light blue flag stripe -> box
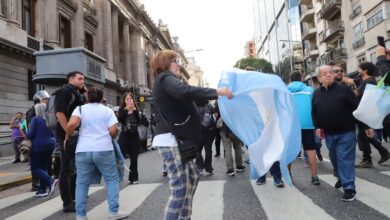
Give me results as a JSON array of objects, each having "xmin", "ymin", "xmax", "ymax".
[{"xmin": 218, "ymin": 68, "xmax": 301, "ymax": 185}]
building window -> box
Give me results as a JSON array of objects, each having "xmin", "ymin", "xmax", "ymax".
[
  {"xmin": 357, "ymin": 54, "xmax": 366, "ymax": 64},
  {"xmin": 84, "ymin": 32, "xmax": 93, "ymax": 51},
  {"xmin": 22, "ymin": 0, "xmax": 35, "ymax": 36},
  {"xmin": 367, "ymin": 9, "xmax": 383, "ymax": 29},
  {"xmin": 370, "ymin": 52, "xmax": 377, "ymax": 64},
  {"xmin": 353, "ymin": 23, "xmax": 363, "ymax": 41},
  {"xmin": 59, "ymin": 15, "xmax": 71, "ymax": 48}
]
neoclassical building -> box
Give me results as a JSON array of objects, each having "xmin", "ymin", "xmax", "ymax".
[{"xmin": 0, "ymin": 0, "xmax": 190, "ymax": 155}]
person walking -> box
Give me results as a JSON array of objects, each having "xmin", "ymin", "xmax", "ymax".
[
  {"xmin": 9, "ymin": 112, "xmax": 24, "ymax": 163},
  {"xmin": 312, "ymin": 65, "xmax": 367, "ymax": 201},
  {"xmin": 288, "ymin": 71, "xmax": 320, "ymax": 185},
  {"xmin": 151, "ymin": 50, "xmax": 232, "ymax": 220},
  {"xmin": 26, "ymin": 103, "xmax": 58, "ymax": 197},
  {"xmin": 65, "ymin": 87, "xmax": 127, "ymax": 220},
  {"xmin": 55, "ymin": 71, "xmax": 86, "ymax": 212},
  {"xmin": 117, "ymin": 92, "xmax": 141, "ymax": 184}
]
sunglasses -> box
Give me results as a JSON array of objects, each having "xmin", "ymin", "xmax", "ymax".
[
  {"xmin": 333, "ymin": 69, "xmax": 344, "ymax": 73},
  {"xmin": 171, "ymin": 59, "xmax": 179, "ymax": 64}
]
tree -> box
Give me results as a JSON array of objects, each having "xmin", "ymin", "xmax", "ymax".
[
  {"xmin": 234, "ymin": 57, "xmax": 274, "ymax": 73},
  {"xmin": 275, "ymin": 57, "xmax": 292, "ymax": 84}
]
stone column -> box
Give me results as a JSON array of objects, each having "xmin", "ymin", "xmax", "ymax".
[
  {"xmin": 34, "ymin": 0, "xmax": 44, "ymax": 39},
  {"xmin": 95, "ymin": 0, "xmax": 113, "ymax": 69},
  {"xmin": 5, "ymin": 0, "xmax": 21, "ymax": 26},
  {"xmin": 122, "ymin": 20, "xmax": 132, "ymax": 83},
  {"xmin": 131, "ymin": 28, "xmax": 146, "ymax": 86},
  {"xmin": 44, "ymin": 0, "xmax": 59, "ymax": 46},
  {"xmin": 111, "ymin": 7, "xmax": 121, "ymax": 80},
  {"xmin": 72, "ymin": 0, "xmax": 84, "ymax": 47},
  {"xmin": 0, "ymin": 0, "xmax": 4, "ymax": 17}
]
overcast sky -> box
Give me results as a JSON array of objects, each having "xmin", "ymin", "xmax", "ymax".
[{"xmin": 140, "ymin": 0, "xmax": 254, "ymax": 88}]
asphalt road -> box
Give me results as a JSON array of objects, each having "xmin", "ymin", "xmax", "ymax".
[{"xmin": 0, "ymin": 141, "xmax": 389, "ymax": 220}]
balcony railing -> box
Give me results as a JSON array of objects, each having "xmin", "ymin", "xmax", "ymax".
[
  {"xmin": 352, "ymin": 37, "xmax": 365, "ymax": 49},
  {"xmin": 302, "ymin": 23, "xmax": 316, "ymax": 40},
  {"xmin": 319, "ymin": 0, "xmax": 342, "ymax": 20},
  {"xmin": 321, "ymin": 48, "xmax": 347, "ymax": 65},
  {"xmin": 27, "ymin": 36, "xmax": 40, "ymax": 51},
  {"xmin": 300, "ymin": 5, "xmax": 315, "ymax": 22},
  {"xmin": 43, "ymin": 44, "xmax": 54, "ymax": 51},
  {"xmin": 322, "ymin": 21, "xmax": 344, "ymax": 42}
]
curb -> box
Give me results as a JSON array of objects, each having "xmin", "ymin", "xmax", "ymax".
[{"xmin": 0, "ymin": 175, "xmax": 32, "ymax": 192}]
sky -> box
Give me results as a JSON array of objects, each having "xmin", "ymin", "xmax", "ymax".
[{"xmin": 140, "ymin": 0, "xmax": 255, "ymax": 88}]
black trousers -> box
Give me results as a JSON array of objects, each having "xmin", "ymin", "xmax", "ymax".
[
  {"xmin": 358, "ymin": 128, "xmax": 389, "ymax": 162},
  {"xmin": 196, "ymin": 129, "xmax": 215, "ymax": 171},
  {"xmin": 214, "ymin": 128, "xmax": 221, "ymax": 155},
  {"xmin": 58, "ymin": 139, "xmax": 76, "ymax": 206},
  {"xmin": 119, "ymin": 131, "xmax": 140, "ymax": 181}
]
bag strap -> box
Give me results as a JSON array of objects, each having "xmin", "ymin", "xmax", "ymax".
[
  {"xmin": 377, "ymin": 73, "xmax": 388, "ymax": 88},
  {"xmin": 377, "ymin": 73, "xmax": 390, "ymax": 93}
]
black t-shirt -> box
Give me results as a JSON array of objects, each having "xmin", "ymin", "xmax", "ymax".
[
  {"xmin": 356, "ymin": 77, "xmax": 377, "ymax": 100},
  {"xmin": 54, "ymin": 84, "xmax": 85, "ymax": 140},
  {"xmin": 118, "ymin": 107, "xmax": 140, "ymax": 133}
]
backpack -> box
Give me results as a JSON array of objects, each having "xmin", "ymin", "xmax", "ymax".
[
  {"xmin": 45, "ymin": 87, "xmax": 75, "ymax": 131},
  {"xmin": 200, "ymin": 104, "xmax": 215, "ymax": 129}
]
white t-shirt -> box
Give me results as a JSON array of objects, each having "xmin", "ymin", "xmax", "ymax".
[
  {"xmin": 72, "ymin": 103, "xmax": 118, "ymax": 153},
  {"xmin": 152, "ymin": 133, "xmax": 178, "ymax": 147}
]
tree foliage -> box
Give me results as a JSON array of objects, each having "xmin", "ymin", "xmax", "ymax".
[
  {"xmin": 275, "ymin": 57, "xmax": 292, "ymax": 84},
  {"xmin": 234, "ymin": 57, "xmax": 274, "ymax": 73}
]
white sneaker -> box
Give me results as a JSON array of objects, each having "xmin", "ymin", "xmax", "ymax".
[{"xmin": 108, "ymin": 210, "xmax": 129, "ymax": 220}]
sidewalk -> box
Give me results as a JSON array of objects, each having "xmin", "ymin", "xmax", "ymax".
[{"xmin": 0, "ymin": 156, "xmax": 31, "ymax": 191}]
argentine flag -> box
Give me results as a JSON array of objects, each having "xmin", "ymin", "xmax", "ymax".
[{"xmin": 218, "ymin": 68, "xmax": 301, "ymax": 184}]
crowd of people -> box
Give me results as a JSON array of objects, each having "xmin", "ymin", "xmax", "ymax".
[{"xmin": 6, "ymin": 45, "xmax": 390, "ymax": 220}]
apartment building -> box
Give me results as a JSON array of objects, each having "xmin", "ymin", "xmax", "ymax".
[{"xmin": 299, "ymin": 0, "xmax": 390, "ymax": 82}]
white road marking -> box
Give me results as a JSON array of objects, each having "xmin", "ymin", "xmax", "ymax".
[
  {"xmin": 251, "ymin": 179, "xmax": 335, "ymax": 220},
  {"xmin": 320, "ymin": 175, "xmax": 390, "ymax": 217},
  {"xmin": 192, "ymin": 180, "xmax": 225, "ymax": 220}
]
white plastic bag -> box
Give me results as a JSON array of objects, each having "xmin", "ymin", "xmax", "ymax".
[{"xmin": 353, "ymin": 81, "xmax": 390, "ymax": 129}]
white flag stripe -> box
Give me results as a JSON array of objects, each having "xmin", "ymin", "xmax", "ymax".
[
  {"xmin": 5, "ymin": 186, "xmax": 103, "ymax": 220},
  {"xmin": 0, "ymin": 191, "xmax": 35, "ymax": 210},
  {"xmin": 380, "ymin": 171, "xmax": 390, "ymax": 177},
  {"xmin": 320, "ymin": 175, "xmax": 390, "ymax": 217},
  {"xmin": 251, "ymin": 179, "xmax": 335, "ymax": 220},
  {"xmin": 192, "ymin": 180, "xmax": 225, "ymax": 220},
  {"xmin": 87, "ymin": 183, "xmax": 161, "ymax": 219}
]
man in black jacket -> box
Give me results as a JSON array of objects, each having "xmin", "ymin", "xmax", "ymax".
[
  {"xmin": 55, "ymin": 71, "xmax": 86, "ymax": 212},
  {"xmin": 312, "ymin": 65, "xmax": 367, "ymax": 202}
]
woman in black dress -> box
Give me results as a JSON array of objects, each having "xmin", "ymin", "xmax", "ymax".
[{"xmin": 118, "ymin": 92, "xmax": 140, "ymax": 184}]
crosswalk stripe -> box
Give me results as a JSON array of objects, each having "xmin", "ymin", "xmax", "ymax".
[
  {"xmin": 380, "ymin": 171, "xmax": 390, "ymax": 176},
  {"xmin": 0, "ymin": 191, "xmax": 35, "ymax": 210},
  {"xmin": 5, "ymin": 186, "xmax": 103, "ymax": 220},
  {"xmin": 320, "ymin": 175, "xmax": 390, "ymax": 217},
  {"xmin": 251, "ymin": 179, "xmax": 335, "ymax": 220},
  {"xmin": 87, "ymin": 183, "xmax": 161, "ymax": 219},
  {"xmin": 192, "ymin": 180, "xmax": 225, "ymax": 220}
]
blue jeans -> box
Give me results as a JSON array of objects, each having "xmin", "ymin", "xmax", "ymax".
[
  {"xmin": 75, "ymin": 151, "xmax": 119, "ymax": 217},
  {"xmin": 259, "ymin": 161, "xmax": 281, "ymax": 181},
  {"xmin": 325, "ymin": 131, "xmax": 356, "ymax": 190}
]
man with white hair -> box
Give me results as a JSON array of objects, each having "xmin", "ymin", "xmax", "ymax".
[{"xmin": 312, "ymin": 65, "xmax": 369, "ymax": 202}]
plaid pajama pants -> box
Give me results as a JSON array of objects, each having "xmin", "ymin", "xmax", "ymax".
[{"xmin": 158, "ymin": 147, "xmax": 199, "ymax": 220}]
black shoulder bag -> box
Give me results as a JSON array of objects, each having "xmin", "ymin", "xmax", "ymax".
[{"xmin": 158, "ymin": 110, "xmax": 198, "ymax": 163}]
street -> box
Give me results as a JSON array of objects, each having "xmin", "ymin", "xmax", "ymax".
[{"xmin": 0, "ymin": 143, "xmax": 389, "ymax": 220}]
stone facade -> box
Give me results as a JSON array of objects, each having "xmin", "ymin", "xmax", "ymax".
[{"xmin": 0, "ymin": 0, "xmax": 190, "ymax": 156}]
